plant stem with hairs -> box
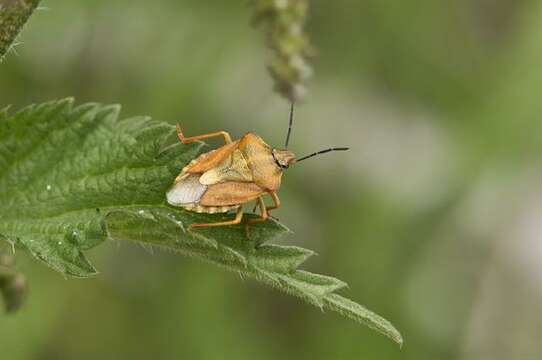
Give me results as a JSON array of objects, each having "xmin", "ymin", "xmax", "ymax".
[
  {"xmin": 0, "ymin": 0, "xmax": 41, "ymax": 58},
  {"xmin": 0, "ymin": 250, "xmax": 27, "ymax": 313},
  {"xmin": 252, "ymin": 0, "xmax": 314, "ymax": 102}
]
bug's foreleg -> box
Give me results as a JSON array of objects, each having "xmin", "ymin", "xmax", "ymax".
[
  {"xmin": 251, "ymin": 191, "xmax": 281, "ymax": 216},
  {"xmin": 188, "ymin": 207, "xmax": 243, "ymax": 230},
  {"xmin": 251, "ymin": 199, "xmax": 262, "ymax": 213},
  {"xmin": 176, "ymin": 124, "xmax": 233, "ymax": 144},
  {"xmin": 250, "ymin": 197, "xmax": 268, "ymax": 221},
  {"xmin": 266, "ymin": 191, "xmax": 281, "ymax": 213},
  {"xmin": 260, "ymin": 191, "xmax": 281, "ymax": 221},
  {"xmin": 245, "ymin": 196, "xmax": 268, "ymax": 238}
]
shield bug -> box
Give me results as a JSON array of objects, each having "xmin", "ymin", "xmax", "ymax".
[{"xmin": 166, "ymin": 104, "xmax": 348, "ymax": 235}]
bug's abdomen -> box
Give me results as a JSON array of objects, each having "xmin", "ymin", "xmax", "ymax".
[
  {"xmin": 182, "ymin": 203, "xmax": 240, "ymax": 214},
  {"xmin": 167, "ymin": 144, "xmax": 263, "ymax": 213}
]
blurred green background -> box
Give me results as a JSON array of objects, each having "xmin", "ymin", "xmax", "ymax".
[{"xmin": 2, "ymin": 0, "xmax": 542, "ymax": 359}]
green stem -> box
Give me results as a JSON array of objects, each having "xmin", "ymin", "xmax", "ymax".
[
  {"xmin": 0, "ymin": 0, "xmax": 41, "ymax": 58},
  {"xmin": 0, "ymin": 251, "xmax": 27, "ymax": 313}
]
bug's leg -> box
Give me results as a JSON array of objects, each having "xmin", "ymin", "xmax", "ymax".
[
  {"xmin": 245, "ymin": 197, "xmax": 268, "ymax": 238},
  {"xmin": 264, "ymin": 191, "xmax": 281, "ymax": 220},
  {"xmin": 176, "ymin": 124, "xmax": 233, "ymax": 145},
  {"xmin": 188, "ymin": 207, "xmax": 243, "ymax": 230},
  {"xmin": 252, "ymin": 191, "xmax": 280, "ymax": 216},
  {"xmin": 251, "ymin": 199, "xmax": 262, "ymax": 213}
]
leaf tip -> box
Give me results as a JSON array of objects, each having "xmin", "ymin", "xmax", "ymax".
[
  {"xmin": 65, "ymin": 264, "xmax": 100, "ymax": 278},
  {"xmin": 54, "ymin": 97, "xmax": 75, "ymax": 112}
]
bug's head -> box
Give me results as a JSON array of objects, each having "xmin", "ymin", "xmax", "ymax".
[
  {"xmin": 272, "ymin": 148, "xmax": 296, "ymax": 169},
  {"xmin": 278, "ymin": 103, "xmax": 349, "ymax": 170}
]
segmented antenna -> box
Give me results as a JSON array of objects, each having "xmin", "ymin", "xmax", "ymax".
[
  {"xmin": 285, "ymin": 102, "xmax": 294, "ymax": 148},
  {"xmin": 296, "ymin": 147, "xmax": 349, "ymax": 162}
]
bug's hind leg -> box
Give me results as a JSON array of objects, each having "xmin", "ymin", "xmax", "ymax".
[
  {"xmin": 188, "ymin": 207, "xmax": 243, "ymax": 230},
  {"xmin": 176, "ymin": 124, "xmax": 233, "ymax": 144},
  {"xmin": 245, "ymin": 197, "xmax": 269, "ymax": 238}
]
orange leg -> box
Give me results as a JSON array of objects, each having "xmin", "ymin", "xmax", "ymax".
[
  {"xmin": 266, "ymin": 191, "xmax": 281, "ymax": 214},
  {"xmin": 248, "ymin": 197, "xmax": 269, "ymax": 224},
  {"xmin": 176, "ymin": 124, "xmax": 232, "ymax": 144},
  {"xmin": 253, "ymin": 191, "xmax": 281, "ymax": 218},
  {"xmin": 252, "ymin": 191, "xmax": 281, "ymax": 212},
  {"xmin": 245, "ymin": 196, "xmax": 269, "ymax": 238},
  {"xmin": 188, "ymin": 207, "xmax": 243, "ymax": 230}
]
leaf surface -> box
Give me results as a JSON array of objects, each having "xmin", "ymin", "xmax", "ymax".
[{"xmin": 0, "ymin": 99, "xmax": 402, "ymax": 345}]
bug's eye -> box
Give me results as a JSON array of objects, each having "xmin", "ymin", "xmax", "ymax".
[{"xmin": 272, "ymin": 148, "xmax": 295, "ymax": 169}]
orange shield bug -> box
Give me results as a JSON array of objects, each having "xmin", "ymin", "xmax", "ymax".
[{"xmin": 167, "ymin": 104, "xmax": 348, "ymax": 235}]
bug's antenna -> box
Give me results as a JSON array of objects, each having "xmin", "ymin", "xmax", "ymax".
[
  {"xmin": 285, "ymin": 102, "xmax": 294, "ymax": 148},
  {"xmin": 296, "ymin": 147, "xmax": 350, "ymax": 162}
]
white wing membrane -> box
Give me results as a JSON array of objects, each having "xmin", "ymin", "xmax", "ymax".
[{"xmin": 166, "ymin": 174, "xmax": 207, "ymax": 206}]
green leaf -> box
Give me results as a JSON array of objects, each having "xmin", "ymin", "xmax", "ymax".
[{"xmin": 0, "ymin": 99, "xmax": 402, "ymax": 345}]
